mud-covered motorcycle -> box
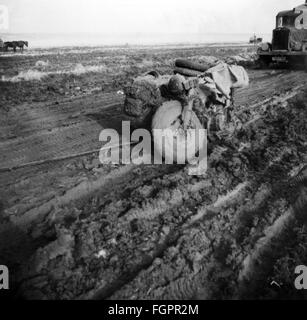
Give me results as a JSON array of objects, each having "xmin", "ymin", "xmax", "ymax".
[{"xmin": 124, "ymin": 59, "xmax": 249, "ymax": 164}]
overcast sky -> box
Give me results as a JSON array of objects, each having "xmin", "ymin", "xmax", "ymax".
[{"xmin": 1, "ymin": 0, "xmax": 304, "ymax": 34}]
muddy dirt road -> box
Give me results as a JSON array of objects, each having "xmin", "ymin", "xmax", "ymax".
[{"xmin": 0, "ymin": 45, "xmax": 307, "ymax": 300}]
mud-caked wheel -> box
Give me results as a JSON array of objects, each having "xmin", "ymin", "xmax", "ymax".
[
  {"xmin": 151, "ymin": 101, "xmax": 206, "ymax": 163},
  {"xmin": 214, "ymin": 113, "xmax": 226, "ymax": 132}
]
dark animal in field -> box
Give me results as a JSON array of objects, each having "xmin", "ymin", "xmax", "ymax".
[
  {"xmin": 17, "ymin": 41, "xmax": 28, "ymax": 52},
  {"xmin": 4, "ymin": 41, "xmax": 28, "ymax": 53},
  {"xmin": 4, "ymin": 41, "xmax": 17, "ymax": 52}
]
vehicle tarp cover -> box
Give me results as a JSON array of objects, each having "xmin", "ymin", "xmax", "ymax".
[{"xmin": 288, "ymin": 27, "xmax": 307, "ymax": 43}]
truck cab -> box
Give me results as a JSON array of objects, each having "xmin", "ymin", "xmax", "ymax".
[
  {"xmin": 276, "ymin": 6, "xmax": 307, "ymax": 29},
  {"xmin": 258, "ymin": 2, "xmax": 307, "ymax": 68}
]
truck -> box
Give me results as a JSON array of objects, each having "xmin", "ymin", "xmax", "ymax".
[
  {"xmin": 258, "ymin": 1, "xmax": 307, "ymax": 69},
  {"xmin": 249, "ymin": 35, "xmax": 263, "ymax": 44}
]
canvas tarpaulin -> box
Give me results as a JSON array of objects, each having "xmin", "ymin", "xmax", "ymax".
[
  {"xmin": 202, "ymin": 63, "xmax": 249, "ymax": 99},
  {"xmin": 289, "ymin": 27, "xmax": 307, "ymax": 43}
]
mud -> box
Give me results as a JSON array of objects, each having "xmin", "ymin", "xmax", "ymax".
[{"xmin": 0, "ymin": 44, "xmax": 307, "ymax": 300}]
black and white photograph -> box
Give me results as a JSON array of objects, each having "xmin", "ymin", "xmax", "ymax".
[{"xmin": 0, "ymin": 0, "xmax": 307, "ymax": 302}]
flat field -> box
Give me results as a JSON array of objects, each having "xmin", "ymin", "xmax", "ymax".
[{"xmin": 0, "ymin": 44, "xmax": 307, "ymax": 299}]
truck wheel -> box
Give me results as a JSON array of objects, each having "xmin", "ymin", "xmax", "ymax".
[{"xmin": 152, "ymin": 101, "xmax": 206, "ymax": 163}]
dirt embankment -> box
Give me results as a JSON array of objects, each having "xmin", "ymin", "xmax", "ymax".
[{"xmin": 0, "ymin": 45, "xmax": 307, "ymax": 300}]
